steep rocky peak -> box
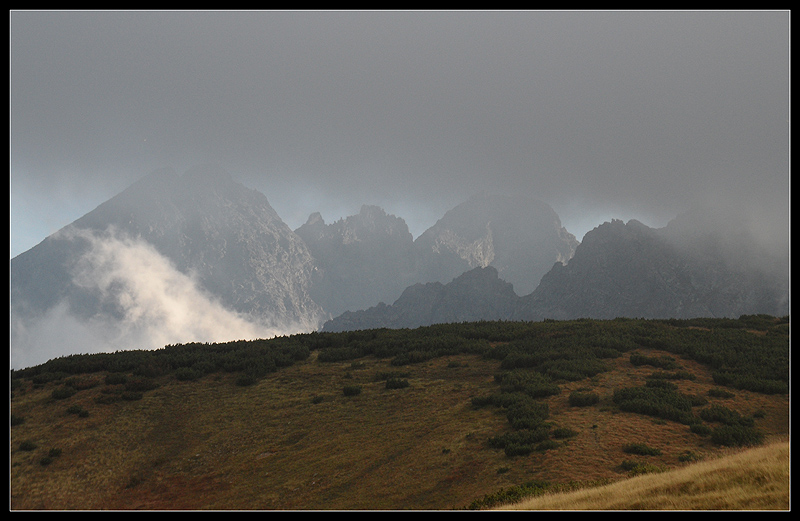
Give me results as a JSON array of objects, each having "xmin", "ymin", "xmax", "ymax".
[
  {"xmin": 581, "ymin": 219, "xmax": 655, "ymax": 244},
  {"xmin": 304, "ymin": 212, "xmax": 325, "ymax": 227},
  {"xmin": 182, "ymin": 163, "xmax": 234, "ymax": 186}
]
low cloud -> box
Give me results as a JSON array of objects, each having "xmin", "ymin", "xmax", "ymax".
[{"xmin": 11, "ymin": 228, "xmax": 304, "ymax": 370}]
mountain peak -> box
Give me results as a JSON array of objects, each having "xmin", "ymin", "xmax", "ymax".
[
  {"xmin": 182, "ymin": 163, "xmax": 234, "ymax": 184},
  {"xmin": 414, "ymin": 192, "xmax": 578, "ymax": 295}
]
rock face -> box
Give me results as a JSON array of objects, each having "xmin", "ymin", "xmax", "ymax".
[
  {"xmin": 295, "ymin": 205, "xmax": 416, "ymax": 317},
  {"xmin": 322, "ymin": 266, "xmax": 520, "ymax": 332},
  {"xmin": 12, "ymin": 164, "xmax": 788, "ymax": 366},
  {"xmin": 11, "ymin": 164, "xmax": 327, "ymax": 367},
  {"xmin": 324, "ymin": 215, "xmax": 788, "ymax": 332},
  {"xmin": 297, "ymin": 193, "xmax": 580, "ymax": 320},
  {"xmin": 514, "ymin": 218, "xmax": 789, "ymax": 321},
  {"xmin": 413, "ymin": 193, "xmax": 579, "ymax": 296}
]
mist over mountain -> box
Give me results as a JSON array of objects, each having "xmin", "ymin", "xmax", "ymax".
[
  {"xmin": 323, "ymin": 266, "xmax": 520, "ymax": 332},
  {"xmin": 413, "ymin": 193, "xmax": 579, "ymax": 296},
  {"xmin": 10, "ymin": 165, "xmax": 326, "ymax": 369},
  {"xmin": 323, "ymin": 216, "xmax": 788, "ymax": 332},
  {"xmin": 295, "ymin": 205, "xmax": 417, "ymax": 317},
  {"xmin": 10, "ymin": 165, "xmax": 789, "ymax": 369},
  {"xmin": 294, "ymin": 193, "xmax": 580, "ymax": 317},
  {"xmin": 515, "ymin": 218, "xmax": 789, "ymax": 321}
]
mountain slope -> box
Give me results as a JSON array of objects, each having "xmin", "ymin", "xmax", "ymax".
[
  {"xmin": 295, "ymin": 205, "xmax": 417, "ymax": 317},
  {"xmin": 10, "ymin": 317, "xmax": 790, "ymax": 510},
  {"xmin": 324, "ymin": 215, "xmax": 788, "ymax": 332},
  {"xmin": 413, "ymin": 193, "xmax": 579, "ymax": 296},
  {"xmin": 515, "ymin": 218, "xmax": 789, "ymax": 321},
  {"xmin": 322, "ymin": 266, "xmax": 520, "ymax": 332},
  {"xmin": 11, "ymin": 165, "xmax": 326, "ymax": 369},
  {"xmin": 497, "ymin": 441, "xmax": 789, "ymax": 510}
]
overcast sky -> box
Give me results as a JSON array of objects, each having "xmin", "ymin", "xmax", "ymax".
[{"xmin": 10, "ymin": 10, "xmax": 790, "ymax": 258}]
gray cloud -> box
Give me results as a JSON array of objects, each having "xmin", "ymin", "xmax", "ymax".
[
  {"xmin": 10, "ymin": 10, "xmax": 790, "ymax": 256},
  {"xmin": 11, "ymin": 226, "xmax": 305, "ymax": 369}
]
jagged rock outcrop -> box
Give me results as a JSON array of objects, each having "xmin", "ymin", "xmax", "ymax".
[
  {"xmin": 295, "ymin": 205, "xmax": 417, "ymax": 317},
  {"xmin": 321, "ymin": 266, "xmax": 520, "ymax": 332},
  {"xmin": 324, "ymin": 214, "xmax": 788, "ymax": 332},
  {"xmin": 514, "ymin": 218, "xmax": 789, "ymax": 321},
  {"xmin": 413, "ymin": 193, "xmax": 579, "ymax": 296}
]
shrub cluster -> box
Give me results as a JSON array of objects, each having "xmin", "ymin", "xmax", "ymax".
[
  {"xmin": 630, "ymin": 353, "xmax": 679, "ymax": 370},
  {"xmin": 385, "ymin": 378, "xmax": 410, "ymax": 390},
  {"xmin": 622, "ymin": 443, "xmax": 662, "ymax": 456},
  {"xmin": 497, "ymin": 370, "xmax": 560, "ymax": 399},
  {"xmin": 342, "ymin": 385, "xmax": 362, "ymax": 396},
  {"xmin": 488, "ymin": 426, "xmax": 552, "ymax": 457},
  {"xmin": 710, "ymin": 424, "xmax": 764, "ymax": 447},
  {"xmin": 568, "ymin": 391, "xmax": 600, "ymax": 407},
  {"xmin": 51, "ymin": 386, "xmax": 77, "ymax": 400},
  {"xmin": 612, "ymin": 386, "xmax": 697, "ymax": 425},
  {"xmin": 699, "ymin": 405, "xmax": 754, "ymax": 427}
]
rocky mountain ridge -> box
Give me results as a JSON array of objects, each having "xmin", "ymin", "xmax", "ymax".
[
  {"xmin": 10, "ymin": 164, "xmax": 789, "ymax": 367},
  {"xmin": 323, "ymin": 217, "xmax": 789, "ymax": 331}
]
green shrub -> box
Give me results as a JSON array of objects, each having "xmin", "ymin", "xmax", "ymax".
[
  {"xmin": 699, "ymin": 405, "xmax": 754, "ymax": 427},
  {"xmin": 235, "ymin": 373, "xmax": 258, "ymax": 387},
  {"xmin": 375, "ymin": 370, "xmax": 411, "ymax": 381},
  {"xmin": 466, "ymin": 480, "xmax": 551, "ymax": 510},
  {"xmin": 552, "ymin": 427, "xmax": 578, "ymax": 439},
  {"xmin": 710, "ymin": 425, "xmax": 764, "ymax": 447},
  {"xmin": 385, "ymin": 378, "xmax": 410, "ymax": 390},
  {"xmin": 690, "ymin": 423, "xmax": 712, "ymax": 436},
  {"xmin": 19, "ymin": 440, "xmax": 37, "ymax": 451},
  {"xmin": 612, "ymin": 386, "xmax": 696, "ymax": 424},
  {"xmin": 622, "ymin": 461, "xmax": 666, "ymax": 476},
  {"xmin": 678, "ymin": 451, "xmax": 702, "ymax": 463},
  {"xmin": 124, "ymin": 378, "xmax": 158, "ymax": 393},
  {"xmin": 66, "ymin": 404, "xmax": 88, "ymax": 416},
  {"xmin": 708, "ymin": 388, "xmax": 735, "ymax": 399},
  {"xmin": 32, "ymin": 371, "xmax": 68, "ymax": 385},
  {"xmin": 104, "ymin": 372, "xmax": 128, "ymax": 385},
  {"xmin": 535, "ymin": 439, "xmax": 561, "ymax": 452},
  {"xmin": 506, "ymin": 398, "xmax": 550, "ymax": 430},
  {"xmin": 568, "ymin": 391, "xmax": 600, "ymax": 407},
  {"xmin": 649, "ymin": 370, "xmax": 696, "ymax": 381},
  {"xmin": 645, "ymin": 379, "xmax": 678, "ymax": 391},
  {"xmin": 489, "ymin": 426, "xmax": 555, "ymax": 456},
  {"xmin": 504, "ymin": 443, "xmax": 533, "ymax": 457},
  {"xmin": 622, "ymin": 443, "xmax": 661, "ymax": 456},
  {"xmin": 391, "ymin": 350, "xmax": 433, "ymax": 366},
  {"xmin": 630, "ymin": 353, "xmax": 678, "ymax": 370},
  {"xmin": 51, "ymin": 386, "xmax": 77, "ymax": 400},
  {"xmin": 175, "ymin": 367, "xmax": 202, "ymax": 381},
  {"xmin": 343, "ymin": 385, "xmax": 362, "ymax": 396},
  {"xmin": 498, "ymin": 370, "xmax": 560, "ymax": 399},
  {"xmin": 95, "ymin": 393, "xmax": 122, "ymax": 404}
]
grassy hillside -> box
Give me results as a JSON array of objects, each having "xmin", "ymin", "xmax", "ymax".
[
  {"xmin": 494, "ymin": 440, "xmax": 789, "ymax": 510},
  {"xmin": 10, "ymin": 316, "xmax": 789, "ymax": 510}
]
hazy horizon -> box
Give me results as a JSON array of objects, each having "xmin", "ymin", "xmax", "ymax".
[{"xmin": 11, "ymin": 10, "xmax": 790, "ymax": 260}]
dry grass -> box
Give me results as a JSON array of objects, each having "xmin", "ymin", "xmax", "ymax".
[
  {"xmin": 10, "ymin": 346, "xmax": 790, "ymax": 510},
  {"xmin": 495, "ymin": 439, "xmax": 789, "ymax": 510}
]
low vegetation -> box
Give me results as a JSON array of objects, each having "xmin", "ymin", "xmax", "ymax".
[
  {"xmin": 494, "ymin": 440, "xmax": 789, "ymax": 510},
  {"xmin": 10, "ymin": 315, "xmax": 789, "ymax": 510}
]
